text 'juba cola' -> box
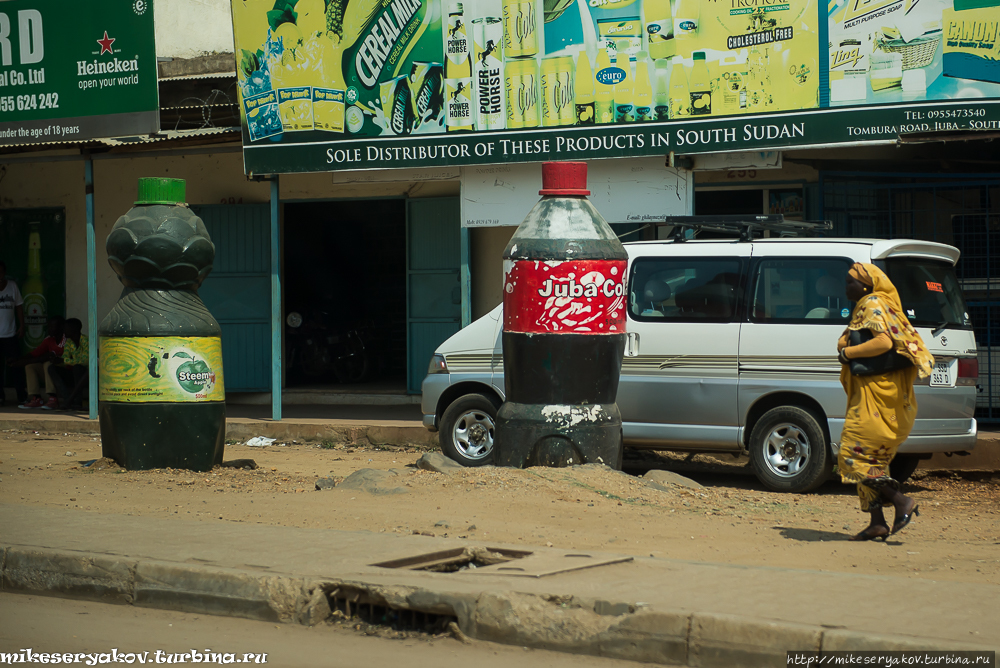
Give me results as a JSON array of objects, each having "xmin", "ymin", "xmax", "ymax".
[
  {"xmin": 495, "ymin": 162, "xmax": 627, "ymax": 469},
  {"xmin": 99, "ymin": 178, "xmax": 225, "ymax": 472}
]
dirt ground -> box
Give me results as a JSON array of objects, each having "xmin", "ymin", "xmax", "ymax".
[{"xmin": 1, "ymin": 428, "xmax": 999, "ymax": 586}]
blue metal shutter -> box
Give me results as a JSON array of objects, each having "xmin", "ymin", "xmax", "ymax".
[
  {"xmin": 195, "ymin": 204, "xmax": 272, "ymax": 392},
  {"xmin": 407, "ymin": 197, "xmax": 462, "ymax": 393}
]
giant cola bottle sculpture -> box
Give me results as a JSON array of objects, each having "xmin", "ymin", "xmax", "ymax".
[
  {"xmin": 99, "ymin": 178, "xmax": 225, "ymax": 471},
  {"xmin": 495, "ymin": 162, "xmax": 627, "ymax": 469}
]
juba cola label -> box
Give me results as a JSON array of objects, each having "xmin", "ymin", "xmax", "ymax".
[
  {"xmin": 100, "ymin": 336, "xmax": 225, "ymax": 402},
  {"xmin": 503, "ymin": 259, "xmax": 627, "ymax": 334}
]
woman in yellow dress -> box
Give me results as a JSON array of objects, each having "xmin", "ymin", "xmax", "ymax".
[{"xmin": 837, "ymin": 263, "xmax": 935, "ymax": 541}]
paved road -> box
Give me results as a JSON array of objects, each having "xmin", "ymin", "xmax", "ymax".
[{"xmin": 0, "ymin": 594, "xmax": 654, "ymax": 668}]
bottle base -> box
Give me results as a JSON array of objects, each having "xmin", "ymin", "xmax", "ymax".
[
  {"xmin": 99, "ymin": 401, "xmax": 226, "ymax": 471},
  {"xmin": 494, "ymin": 402, "xmax": 623, "ymax": 469}
]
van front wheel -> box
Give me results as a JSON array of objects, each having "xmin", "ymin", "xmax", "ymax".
[
  {"xmin": 440, "ymin": 393, "xmax": 499, "ymax": 467},
  {"xmin": 749, "ymin": 406, "xmax": 829, "ymax": 493}
]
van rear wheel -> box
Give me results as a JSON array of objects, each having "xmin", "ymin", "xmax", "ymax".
[
  {"xmin": 749, "ymin": 406, "xmax": 829, "ymax": 493},
  {"xmin": 440, "ymin": 393, "xmax": 499, "ymax": 467}
]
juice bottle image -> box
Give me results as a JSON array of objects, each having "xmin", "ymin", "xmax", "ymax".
[
  {"xmin": 575, "ymin": 50, "xmax": 596, "ymax": 125},
  {"xmin": 643, "ymin": 0, "xmax": 674, "ymax": 61},
  {"xmin": 689, "ymin": 51, "xmax": 711, "ymax": 115},
  {"xmin": 445, "ymin": 2, "xmax": 474, "ymax": 131},
  {"xmin": 614, "ymin": 55, "xmax": 633, "ymax": 122},
  {"xmin": 672, "ymin": 0, "xmax": 698, "ymax": 59},
  {"xmin": 594, "ymin": 47, "xmax": 615, "ymax": 124},
  {"xmin": 22, "ymin": 223, "xmax": 46, "ymax": 350},
  {"xmin": 654, "ymin": 59, "xmax": 670, "ymax": 120},
  {"xmin": 668, "ymin": 56, "xmax": 689, "ymax": 118},
  {"xmin": 633, "ymin": 53, "xmax": 652, "ymax": 122}
]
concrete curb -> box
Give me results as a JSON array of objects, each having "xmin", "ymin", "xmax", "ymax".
[
  {"xmin": 0, "ymin": 418, "xmax": 438, "ymax": 448},
  {"xmin": 2, "ymin": 545, "xmax": 994, "ymax": 666}
]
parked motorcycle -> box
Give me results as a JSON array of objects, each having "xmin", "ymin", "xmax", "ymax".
[{"xmin": 285, "ymin": 309, "xmax": 374, "ymax": 384}]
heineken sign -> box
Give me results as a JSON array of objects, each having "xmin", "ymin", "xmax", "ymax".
[
  {"xmin": 0, "ymin": 0, "xmax": 158, "ymax": 146},
  {"xmin": 231, "ymin": 0, "xmax": 1000, "ymax": 174}
]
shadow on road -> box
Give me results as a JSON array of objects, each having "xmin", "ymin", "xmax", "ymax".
[
  {"xmin": 774, "ymin": 525, "xmax": 908, "ymax": 546},
  {"xmin": 774, "ymin": 526, "xmax": 848, "ymax": 542}
]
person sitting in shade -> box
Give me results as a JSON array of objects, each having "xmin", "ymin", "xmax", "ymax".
[
  {"xmin": 9, "ymin": 316, "xmax": 65, "ymax": 410},
  {"xmin": 48, "ymin": 317, "xmax": 88, "ymax": 411}
]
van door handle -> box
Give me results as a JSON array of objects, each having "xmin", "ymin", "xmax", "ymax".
[{"xmin": 625, "ymin": 332, "xmax": 640, "ymax": 357}]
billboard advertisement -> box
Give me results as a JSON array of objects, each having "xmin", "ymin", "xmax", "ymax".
[
  {"xmin": 0, "ymin": 0, "xmax": 159, "ymax": 146},
  {"xmin": 231, "ymin": 0, "xmax": 1000, "ymax": 173}
]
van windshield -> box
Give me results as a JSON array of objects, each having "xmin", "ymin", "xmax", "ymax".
[{"xmin": 883, "ymin": 258, "xmax": 972, "ymax": 330}]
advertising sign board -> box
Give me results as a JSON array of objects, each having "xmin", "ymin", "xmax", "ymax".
[
  {"xmin": 461, "ymin": 157, "xmax": 690, "ymax": 226},
  {"xmin": 231, "ymin": 0, "xmax": 1000, "ymax": 173},
  {"xmin": 0, "ymin": 0, "xmax": 159, "ymax": 146}
]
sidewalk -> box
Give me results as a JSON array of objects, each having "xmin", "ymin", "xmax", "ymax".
[
  {"xmin": 0, "ymin": 403, "xmax": 437, "ymax": 447},
  {"xmin": 2, "ymin": 503, "xmax": 998, "ymax": 666}
]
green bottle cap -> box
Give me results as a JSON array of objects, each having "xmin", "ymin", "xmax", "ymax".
[
  {"xmin": 136, "ymin": 177, "xmax": 186, "ymax": 205},
  {"xmin": 693, "ymin": 51, "xmax": 706, "ymax": 60}
]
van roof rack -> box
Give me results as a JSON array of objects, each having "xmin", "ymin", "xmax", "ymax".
[{"xmin": 661, "ymin": 215, "xmax": 834, "ymax": 242}]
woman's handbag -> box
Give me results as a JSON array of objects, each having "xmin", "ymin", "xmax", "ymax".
[{"xmin": 848, "ymin": 329, "xmax": 913, "ymax": 376}]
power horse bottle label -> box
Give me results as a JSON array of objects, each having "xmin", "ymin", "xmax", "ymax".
[
  {"xmin": 503, "ymin": 259, "xmax": 627, "ymax": 334},
  {"xmin": 100, "ymin": 336, "xmax": 225, "ymax": 403}
]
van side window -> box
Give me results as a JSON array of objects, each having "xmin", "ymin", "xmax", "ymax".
[
  {"xmin": 629, "ymin": 258, "xmax": 742, "ymax": 322},
  {"xmin": 750, "ymin": 258, "xmax": 852, "ymax": 323}
]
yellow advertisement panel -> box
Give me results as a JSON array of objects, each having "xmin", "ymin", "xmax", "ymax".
[
  {"xmin": 231, "ymin": 0, "xmax": 819, "ymax": 143},
  {"xmin": 99, "ymin": 337, "xmax": 225, "ymax": 403}
]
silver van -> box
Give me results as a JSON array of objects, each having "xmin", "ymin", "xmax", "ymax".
[{"xmin": 421, "ymin": 233, "xmax": 979, "ymax": 493}]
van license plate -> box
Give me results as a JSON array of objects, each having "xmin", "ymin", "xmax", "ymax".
[{"xmin": 930, "ymin": 361, "xmax": 953, "ymax": 387}]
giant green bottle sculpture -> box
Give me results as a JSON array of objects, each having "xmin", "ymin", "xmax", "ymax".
[{"xmin": 99, "ymin": 178, "xmax": 225, "ymax": 471}]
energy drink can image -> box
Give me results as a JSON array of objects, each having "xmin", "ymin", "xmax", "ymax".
[
  {"xmin": 502, "ymin": 0, "xmax": 538, "ymax": 58},
  {"xmin": 409, "ymin": 61, "xmax": 445, "ymax": 131},
  {"xmin": 380, "ymin": 75, "xmax": 416, "ymax": 136},
  {"xmin": 472, "ymin": 18, "xmax": 506, "ymax": 131},
  {"xmin": 505, "ymin": 57, "xmax": 540, "ymax": 128},
  {"xmin": 446, "ymin": 2, "xmax": 475, "ymax": 131},
  {"xmin": 312, "ymin": 87, "xmax": 345, "ymax": 133},
  {"xmin": 541, "ymin": 55, "xmax": 575, "ymax": 127},
  {"xmin": 277, "ymin": 86, "xmax": 314, "ymax": 131}
]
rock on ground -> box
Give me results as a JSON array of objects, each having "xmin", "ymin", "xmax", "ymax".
[
  {"xmin": 416, "ymin": 452, "xmax": 465, "ymax": 474},
  {"xmin": 336, "ymin": 468, "xmax": 408, "ymax": 495},
  {"xmin": 643, "ymin": 469, "xmax": 703, "ymax": 490}
]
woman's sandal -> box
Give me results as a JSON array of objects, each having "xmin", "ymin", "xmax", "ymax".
[
  {"xmin": 849, "ymin": 526, "xmax": 890, "ymax": 542},
  {"xmin": 891, "ymin": 506, "xmax": 920, "ymax": 535}
]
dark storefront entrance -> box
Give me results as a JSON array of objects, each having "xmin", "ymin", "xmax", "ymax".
[{"xmin": 283, "ymin": 199, "xmax": 408, "ymax": 390}]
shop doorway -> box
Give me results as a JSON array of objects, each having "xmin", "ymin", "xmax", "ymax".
[{"xmin": 283, "ymin": 199, "xmax": 408, "ymax": 390}]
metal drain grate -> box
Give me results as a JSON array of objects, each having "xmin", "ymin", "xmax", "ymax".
[
  {"xmin": 328, "ymin": 586, "xmax": 457, "ymax": 633},
  {"xmin": 372, "ymin": 546, "xmax": 532, "ymax": 572}
]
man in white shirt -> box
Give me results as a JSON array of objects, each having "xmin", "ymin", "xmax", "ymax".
[{"xmin": 0, "ymin": 259, "xmax": 26, "ymax": 407}]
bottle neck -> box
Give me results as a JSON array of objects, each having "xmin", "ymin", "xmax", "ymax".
[{"xmin": 27, "ymin": 232, "xmax": 42, "ymax": 277}]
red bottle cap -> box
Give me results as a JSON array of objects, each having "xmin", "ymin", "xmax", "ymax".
[{"xmin": 539, "ymin": 162, "xmax": 590, "ymax": 196}]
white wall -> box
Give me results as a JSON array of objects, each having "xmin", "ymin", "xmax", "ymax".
[{"xmin": 155, "ymin": 0, "xmax": 235, "ymax": 59}]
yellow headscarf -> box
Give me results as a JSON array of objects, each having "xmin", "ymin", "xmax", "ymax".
[{"xmin": 848, "ymin": 263, "xmax": 935, "ymax": 378}]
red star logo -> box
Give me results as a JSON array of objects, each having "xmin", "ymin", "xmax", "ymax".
[{"xmin": 97, "ymin": 31, "xmax": 115, "ymax": 55}]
